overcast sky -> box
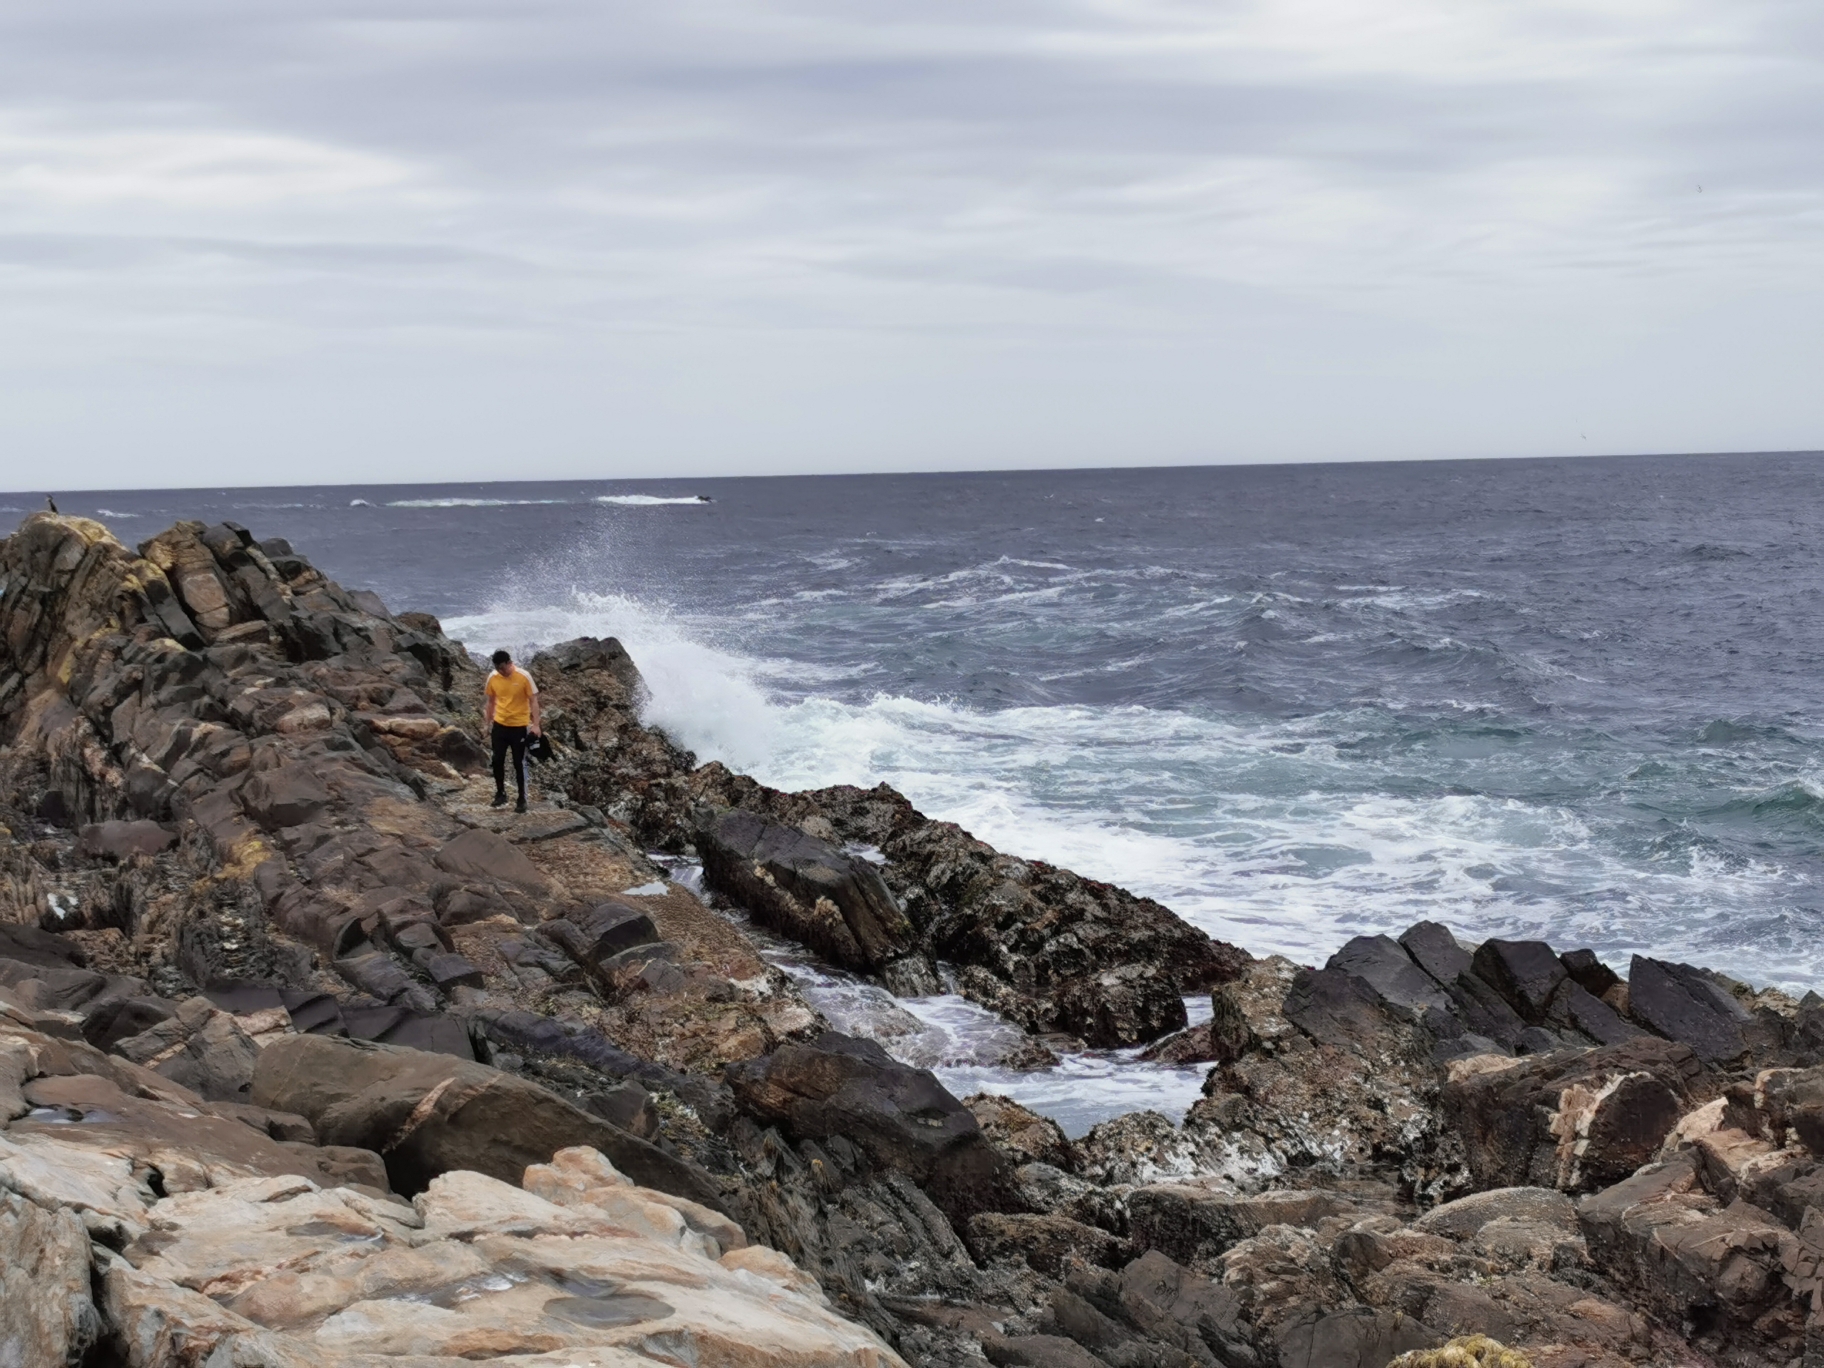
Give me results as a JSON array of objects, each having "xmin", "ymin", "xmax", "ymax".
[{"xmin": 2, "ymin": 0, "xmax": 1820, "ymax": 490}]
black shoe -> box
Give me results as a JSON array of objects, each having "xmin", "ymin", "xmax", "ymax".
[
  {"xmin": 515, "ymin": 798, "xmax": 528, "ymax": 814},
  {"xmin": 490, "ymin": 791, "xmax": 508, "ymax": 808}
]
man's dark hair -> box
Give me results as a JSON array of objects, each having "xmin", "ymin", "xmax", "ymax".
[{"xmin": 491, "ymin": 649, "xmax": 512, "ymax": 666}]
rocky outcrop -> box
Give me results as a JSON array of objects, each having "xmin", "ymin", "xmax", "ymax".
[
  {"xmin": 18, "ymin": 510, "xmax": 1824, "ymax": 1368},
  {"xmin": 727, "ymin": 1031, "xmax": 1012, "ymax": 1226}
]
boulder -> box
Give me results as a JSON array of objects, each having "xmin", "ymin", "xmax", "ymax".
[
  {"xmin": 1445, "ymin": 1038, "xmax": 1713, "ymax": 1192},
  {"xmin": 112, "ymin": 997, "xmax": 259, "ymax": 1104},
  {"xmin": 1325, "ymin": 935, "xmax": 1452, "ymax": 1017},
  {"xmin": 1561, "ymin": 948, "xmax": 1621, "ymax": 999},
  {"xmin": 77, "ymin": 820, "xmax": 175, "ymax": 860},
  {"xmin": 238, "ymin": 763, "xmax": 332, "ymax": 830},
  {"xmin": 695, "ymin": 808, "xmax": 919, "ymax": 975},
  {"xmin": 1577, "ymin": 1153, "xmax": 1792, "ymax": 1336},
  {"xmin": 1399, "ymin": 921, "xmax": 1474, "ymax": 987},
  {"xmin": 432, "ymin": 827, "xmax": 551, "ymax": 893},
  {"xmin": 725, "ymin": 1031, "xmax": 1010, "ymax": 1224},
  {"xmin": 541, "ymin": 899, "xmax": 659, "ymax": 971},
  {"xmin": 251, "ymin": 1032, "xmax": 722, "ymax": 1209},
  {"xmin": 967, "ymin": 1093, "xmax": 1077, "ymax": 1171},
  {"xmin": 1110, "ymin": 1250, "xmax": 1255, "ymax": 1366},
  {"xmin": 1628, "ymin": 956, "xmax": 1754, "ymax": 1065},
  {"xmin": 1471, "ymin": 940, "xmax": 1568, "ymax": 1023}
]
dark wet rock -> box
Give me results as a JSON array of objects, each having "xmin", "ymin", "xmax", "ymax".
[
  {"xmin": 1628, "ymin": 955, "xmax": 1755, "ymax": 1064},
  {"xmin": 695, "ymin": 808, "xmax": 922, "ymax": 977},
  {"xmin": 1440, "ymin": 971, "xmax": 1526, "ymax": 1053},
  {"xmin": 1548, "ymin": 978, "xmax": 1642, "ymax": 1046},
  {"xmin": 1445, "ymin": 1037, "xmax": 1713, "ymax": 1193},
  {"xmin": 1107, "ymin": 1251, "xmax": 1256, "ymax": 1367},
  {"xmin": 1325, "ymin": 935, "xmax": 1452, "ymax": 1017},
  {"xmin": 584, "ymin": 1079, "xmax": 659, "ymax": 1140},
  {"xmin": 1561, "ymin": 947, "xmax": 1622, "ymax": 999},
  {"xmin": 726, "ymin": 1031, "xmax": 1010, "ymax": 1225},
  {"xmin": 1398, "ymin": 921, "xmax": 1474, "ymax": 988},
  {"xmin": 541, "ymin": 899, "xmax": 659, "ymax": 973},
  {"xmin": 1471, "ymin": 940, "xmax": 1568, "ymax": 1024}
]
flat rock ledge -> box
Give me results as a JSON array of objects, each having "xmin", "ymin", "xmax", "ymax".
[{"xmin": 6, "ymin": 511, "xmax": 1824, "ymax": 1367}]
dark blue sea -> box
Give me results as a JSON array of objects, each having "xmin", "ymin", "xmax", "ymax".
[{"xmin": 23, "ymin": 451, "xmax": 1824, "ymax": 1002}]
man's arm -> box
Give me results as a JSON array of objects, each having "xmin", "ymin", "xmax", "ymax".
[
  {"xmin": 482, "ymin": 686, "xmax": 495, "ymax": 731},
  {"xmin": 529, "ymin": 679, "xmax": 543, "ymax": 736}
]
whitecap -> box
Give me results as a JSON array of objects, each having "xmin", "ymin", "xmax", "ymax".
[
  {"xmin": 349, "ymin": 499, "xmax": 372, "ymax": 507},
  {"xmin": 93, "ymin": 508, "xmax": 138, "ymax": 518},
  {"xmin": 593, "ymin": 495, "xmax": 710, "ymax": 506}
]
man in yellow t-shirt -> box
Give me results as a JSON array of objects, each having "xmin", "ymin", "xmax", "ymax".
[{"xmin": 483, "ymin": 649, "xmax": 541, "ymax": 812}]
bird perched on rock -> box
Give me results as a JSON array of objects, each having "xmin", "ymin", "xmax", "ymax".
[{"xmin": 45, "ymin": 495, "xmax": 57, "ymax": 513}]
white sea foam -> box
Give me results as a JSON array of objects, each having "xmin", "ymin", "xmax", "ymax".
[
  {"xmin": 93, "ymin": 508, "xmax": 138, "ymax": 518},
  {"xmin": 594, "ymin": 495, "xmax": 709, "ymax": 506},
  {"xmin": 452, "ymin": 585, "xmax": 1813, "ymax": 991},
  {"xmin": 349, "ymin": 499, "xmax": 372, "ymax": 507}
]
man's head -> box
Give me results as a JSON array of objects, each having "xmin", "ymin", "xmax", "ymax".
[{"xmin": 491, "ymin": 649, "xmax": 513, "ymax": 674}]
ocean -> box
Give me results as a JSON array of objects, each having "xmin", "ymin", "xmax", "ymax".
[{"xmin": 23, "ymin": 452, "xmax": 1824, "ymax": 1128}]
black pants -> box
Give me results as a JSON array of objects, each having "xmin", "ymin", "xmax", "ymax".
[{"xmin": 491, "ymin": 723, "xmax": 529, "ymax": 801}]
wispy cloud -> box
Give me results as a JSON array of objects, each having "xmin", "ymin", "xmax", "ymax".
[{"xmin": 0, "ymin": 0, "xmax": 1818, "ymax": 486}]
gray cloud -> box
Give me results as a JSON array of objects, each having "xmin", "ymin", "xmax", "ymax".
[{"xmin": 0, "ymin": 0, "xmax": 1819, "ymax": 488}]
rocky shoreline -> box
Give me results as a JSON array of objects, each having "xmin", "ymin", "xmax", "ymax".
[{"xmin": 2, "ymin": 509, "xmax": 1823, "ymax": 1366}]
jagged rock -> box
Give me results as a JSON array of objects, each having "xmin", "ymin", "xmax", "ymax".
[
  {"xmin": 1399, "ymin": 921, "xmax": 1475, "ymax": 988},
  {"xmin": 1471, "ymin": 940, "xmax": 1567, "ymax": 1024},
  {"xmin": 0, "ymin": 1186, "xmax": 100, "ymax": 1365},
  {"xmin": 967, "ymin": 1093, "xmax": 1077, "ymax": 1172},
  {"xmin": 252, "ymin": 1032, "xmax": 724, "ymax": 1209},
  {"xmin": 726, "ymin": 1031, "xmax": 1010, "ymax": 1225},
  {"xmin": 695, "ymin": 808, "xmax": 923, "ymax": 978},
  {"xmin": 969, "ymin": 1211, "xmax": 1127, "ymax": 1276},
  {"xmin": 1189, "ymin": 956, "xmax": 1463, "ymax": 1198},
  {"xmin": 239, "ymin": 763, "xmax": 332, "ymax": 830},
  {"xmin": 1628, "ymin": 956, "xmax": 1755, "ymax": 1065},
  {"xmin": 1326, "ymin": 935, "xmax": 1452, "ymax": 1017},
  {"xmin": 675, "ymin": 773, "xmax": 1248, "ymax": 1047},
  {"xmin": 1127, "ymin": 1180, "xmax": 1377, "ymax": 1268},
  {"xmin": 1445, "ymin": 1038, "xmax": 1713, "ymax": 1192},
  {"xmin": 1560, "ymin": 948, "xmax": 1621, "ymax": 1000},
  {"xmin": 112, "ymin": 996, "xmax": 260, "ymax": 1103},
  {"xmin": 1577, "ymin": 1152, "xmax": 1794, "ymax": 1343}
]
